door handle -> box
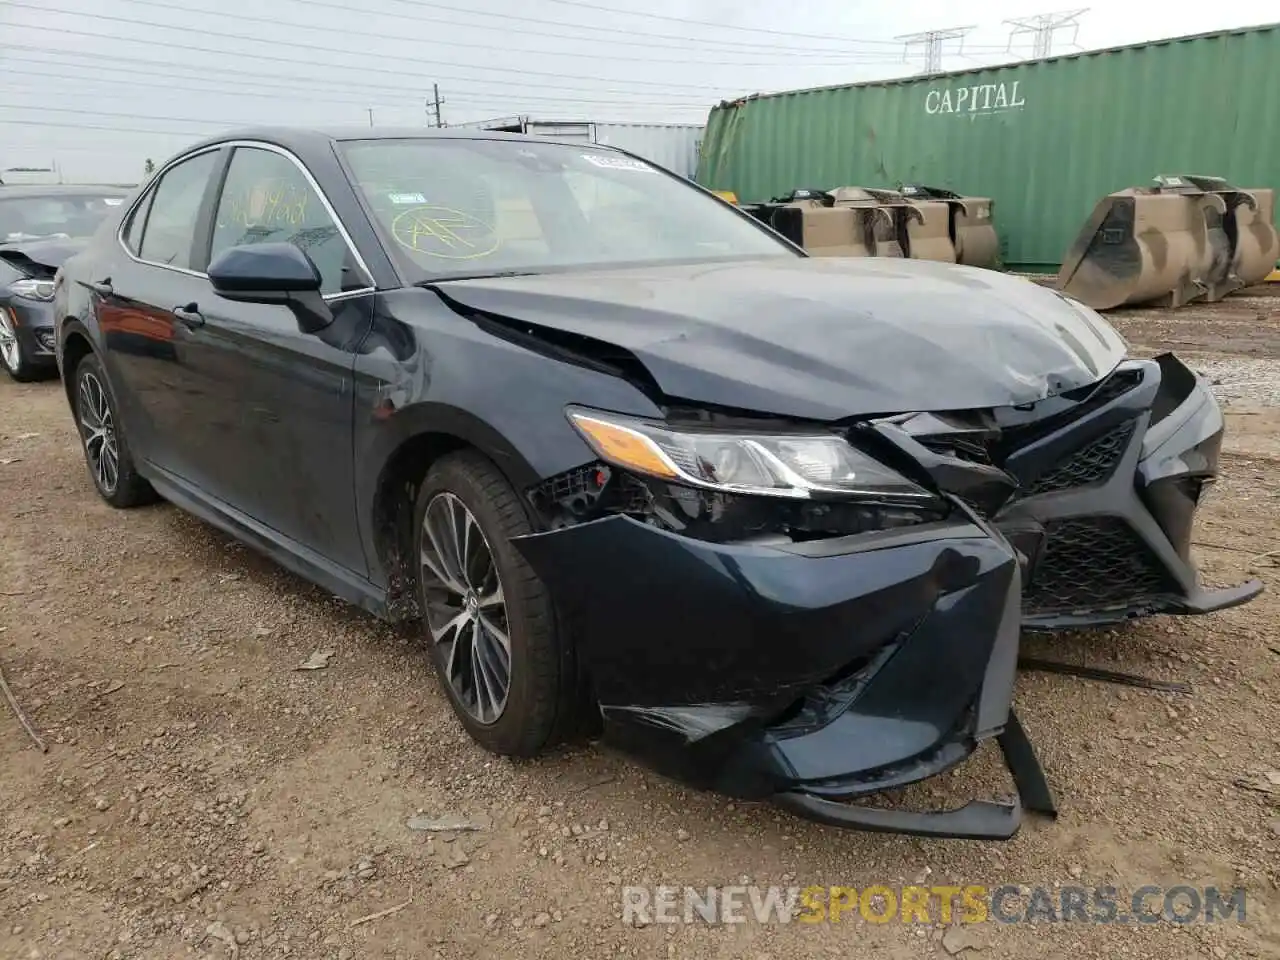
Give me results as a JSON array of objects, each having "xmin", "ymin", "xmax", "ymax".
[
  {"xmin": 172, "ymin": 303, "xmax": 204, "ymax": 328},
  {"xmin": 86, "ymin": 278, "xmax": 113, "ymax": 296}
]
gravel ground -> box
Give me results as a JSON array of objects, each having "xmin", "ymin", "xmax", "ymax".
[{"xmin": 2, "ymin": 293, "xmax": 1279, "ymax": 960}]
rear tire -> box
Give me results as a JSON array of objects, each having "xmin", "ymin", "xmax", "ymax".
[
  {"xmin": 413, "ymin": 450, "xmax": 580, "ymax": 757},
  {"xmin": 71, "ymin": 353, "xmax": 157, "ymax": 508}
]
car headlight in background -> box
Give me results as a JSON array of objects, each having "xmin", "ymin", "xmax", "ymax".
[
  {"xmin": 566, "ymin": 407, "xmax": 935, "ymax": 502},
  {"xmin": 9, "ymin": 278, "xmax": 56, "ymax": 301}
]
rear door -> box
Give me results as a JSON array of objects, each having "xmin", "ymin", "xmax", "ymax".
[
  {"xmin": 181, "ymin": 143, "xmax": 376, "ymax": 575},
  {"xmin": 95, "ymin": 147, "xmax": 226, "ymax": 486}
]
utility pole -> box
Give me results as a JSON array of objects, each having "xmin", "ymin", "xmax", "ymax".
[
  {"xmin": 427, "ymin": 85, "xmax": 445, "ymax": 128},
  {"xmin": 1004, "ymin": 9, "xmax": 1088, "ymax": 59},
  {"xmin": 894, "ymin": 26, "xmax": 975, "ymax": 75},
  {"xmin": 366, "ymin": 107, "xmax": 374, "ymax": 127}
]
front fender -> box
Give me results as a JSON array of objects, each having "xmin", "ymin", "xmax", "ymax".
[{"xmin": 350, "ymin": 288, "xmax": 667, "ymax": 595}]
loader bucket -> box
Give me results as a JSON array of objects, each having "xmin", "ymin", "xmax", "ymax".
[
  {"xmin": 901, "ymin": 199, "xmax": 957, "ymax": 264},
  {"xmin": 769, "ymin": 205, "xmax": 875, "ymax": 258},
  {"xmin": 1057, "ymin": 187, "xmax": 1227, "ymax": 310},
  {"xmin": 830, "ymin": 187, "xmax": 907, "ymax": 258},
  {"xmin": 900, "ymin": 185, "xmax": 1000, "ymax": 269},
  {"xmin": 1228, "ymin": 188, "xmax": 1280, "ymax": 286},
  {"xmin": 950, "ymin": 198, "xmax": 1000, "ymax": 269}
]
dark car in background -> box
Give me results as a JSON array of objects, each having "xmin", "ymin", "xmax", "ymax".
[
  {"xmin": 51, "ymin": 128, "xmax": 1259, "ymax": 839},
  {"xmin": 0, "ymin": 185, "xmax": 130, "ymax": 380}
]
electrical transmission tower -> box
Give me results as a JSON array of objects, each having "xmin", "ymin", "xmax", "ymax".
[
  {"xmin": 894, "ymin": 26, "xmax": 975, "ymax": 75},
  {"xmin": 1004, "ymin": 9, "xmax": 1088, "ymax": 59}
]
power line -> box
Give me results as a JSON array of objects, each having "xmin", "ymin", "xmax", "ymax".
[
  {"xmin": 74, "ymin": 0, "xmax": 908, "ymax": 68},
  {"xmin": 142, "ymin": 0, "xmax": 911, "ymax": 60},
  {"xmin": 7, "ymin": 0, "xmax": 901, "ymax": 87},
  {"xmin": 894, "ymin": 25, "xmax": 976, "ymax": 75},
  {"xmin": 0, "ymin": 45, "xmax": 719, "ymax": 106},
  {"xmin": 0, "ymin": 105, "xmax": 251, "ymax": 131},
  {"xmin": 0, "ymin": 118, "xmax": 221, "ymax": 138},
  {"xmin": 0, "ymin": 58, "xmax": 719, "ymax": 111},
  {"xmin": 532, "ymin": 0, "xmax": 908, "ymax": 46},
  {"xmin": 1004, "ymin": 9, "xmax": 1089, "ymax": 59}
]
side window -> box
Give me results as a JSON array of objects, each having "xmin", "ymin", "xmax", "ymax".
[
  {"xmin": 210, "ymin": 147, "xmax": 365, "ymax": 296},
  {"xmin": 121, "ymin": 190, "xmax": 154, "ymax": 255},
  {"xmin": 137, "ymin": 151, "xmax": 219, "ymax": 270}
]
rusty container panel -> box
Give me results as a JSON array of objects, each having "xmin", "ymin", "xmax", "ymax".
[{"xmin": 696, "ymin": 24, "xmax": 1280, "ymax": 272}]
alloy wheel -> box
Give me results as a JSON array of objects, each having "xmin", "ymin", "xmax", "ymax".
[
  {"xmin": 419, "ymin": 492, "xmax": 511, "ymax": 724},
  {"xmin": 0, "ymin": 308, "xmax": 20, "ymax": 372},
  {"xmin": 78, "ymin": 370, "xmax": 119, "ymax": 495}
]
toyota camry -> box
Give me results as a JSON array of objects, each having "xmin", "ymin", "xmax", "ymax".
[{"xmin": 51, "ymin": 128, "xmax": 1260, "ymax": 839}]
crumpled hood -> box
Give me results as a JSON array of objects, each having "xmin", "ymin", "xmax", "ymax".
[
  {"xmin": 0, "ymin": 236, "xmax": 90, "ymax": 276},
  {"xmin": 434, "ymin": 256, "xmax": 1127, "ymax": 420}
]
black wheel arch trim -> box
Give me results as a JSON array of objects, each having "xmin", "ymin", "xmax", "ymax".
[{"xmin": 358, "ymin": 399, "xmax": 550, "ymax": 616}]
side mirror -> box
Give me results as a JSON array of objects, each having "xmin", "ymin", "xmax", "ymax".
[{"xmin": 207, "ymin": 242, "xmax": 332, "ymax": 333}]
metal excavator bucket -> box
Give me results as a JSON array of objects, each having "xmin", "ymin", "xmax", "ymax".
[
  {"xmin": 1057, "ymin": 179, "xmax": 1230, "ymax": 310},
  {"xmin": 1224, "ymin": 186, "xmax": 1280, "ymax": 287},
  {"xmin": 829, "ymin": 187, "xmax": 909, "ymax": 258},
  {"xmin": 735, "ymin": 191, "xmax": 873, "ymax": 257},
  {"xmin": 1058, "ymin": 174, "xmax": 1280, "ymax": 310},
  {"xmin": 883, "ymin": 190, "xmax": 956, "ymax": 264},
  {"xmin": 901, "ymin": 185, "xmax": 1001, "ymax": 269},
  {"xmin": 771, "ymin": 202, "xmax": 878, "ymax": 258}
]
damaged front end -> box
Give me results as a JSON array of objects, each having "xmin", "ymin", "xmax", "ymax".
[
  {"xmin": 511, "ymin": 409, "xmax": 1056, "ymax": 840},
  {"xmin": 882, "ymin": 353, "xmax": 1263, "ymax": 629}
]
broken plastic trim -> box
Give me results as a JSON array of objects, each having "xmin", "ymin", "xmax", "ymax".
[
  {"xmin": 526, "ymin": 460, "xmax": 948, "ymax": 544},
  {"xmin": 774, "ymin": 710, "xmax": 1056, "ymax": 840},
  {"xmin": 1019, "ymin": 656, "xmax": 1191, "ymax": 694}
]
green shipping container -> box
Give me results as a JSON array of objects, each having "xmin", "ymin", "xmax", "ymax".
[{"xmin": 696, "ymin": 23, "xmax": 1280, "ymax": 272}]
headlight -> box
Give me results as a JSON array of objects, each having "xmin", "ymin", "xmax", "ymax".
[
  {"xmin": 10, "ymin": 278, "xmax": 55, "ymax": 302},
  {"xmin": 566, "ymin": 407, "xmax": 935, "ymax": 502}
]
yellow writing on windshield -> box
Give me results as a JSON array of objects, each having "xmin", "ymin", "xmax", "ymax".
[{"xmin": 390, "ymin": 205, "xmax": 498, "ymax": 259}]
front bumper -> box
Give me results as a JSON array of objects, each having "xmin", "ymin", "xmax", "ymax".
[
  {"xmin": 514, "ymin": 511, "xmax": 1051, "ymax": 840},
  {"xmin": 0, "ymin": 296, "xmax": 57, "ymax": 366},
  {"xmin": 990, "ymin": 354, "xmax": 1262, "ymax": 628}
]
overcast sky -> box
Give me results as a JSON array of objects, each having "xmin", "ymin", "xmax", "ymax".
[{"xmin": 1, "ymin": 0, "xmax": 1276, "ymax": 182}]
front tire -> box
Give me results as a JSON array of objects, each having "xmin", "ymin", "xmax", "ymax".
[
  {"xmin": 414, "ymin": 450, "xmax": 579, "ymax": 757},
  {"xmin": 0, "ymin": 307, "xmax": 42, "ymax": 382},
  {"xmin": 72, "ymin": 353, "xmax": 156, "ymax": 508}
]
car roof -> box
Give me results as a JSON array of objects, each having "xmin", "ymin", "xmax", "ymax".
[
  {"xmin": 0, "ymin": 184, "xmax": 132, "ymax": 196},
  {"xmin": 176, "ymin": 125, "xmax": 624, "ymax": 156}
]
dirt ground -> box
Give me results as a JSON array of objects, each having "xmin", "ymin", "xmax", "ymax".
[{"xmin": 2, "ymin": 292, "xmax": 1279, "ymax": 960}]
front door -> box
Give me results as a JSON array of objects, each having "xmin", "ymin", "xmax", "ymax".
[{"xmin": 177, "ymin": 144, "xmax": 376, "ymax": 575}]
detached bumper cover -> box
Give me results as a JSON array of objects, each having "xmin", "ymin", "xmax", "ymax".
[
  {"xmin": 882, "ymin": 354, "xmax": 1261, "ymax": 629},
  {"xmin": 993, "ymin": 354, "xmax": 1261, "ymax": 627},
  {"xmin": 514, "ymin": 512, "xmax": 1051, "ymax": 839}
]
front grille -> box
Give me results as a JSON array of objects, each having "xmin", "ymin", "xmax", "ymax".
[
  {"xmin": 1000, "ymin": 367, "xmax": 1144, "ymax": 451},
  {"xmin": 1025, "ymin": 420, "xmax": 1136, "ymax": 496},
  {"xmin": 1077, "ymin": 367, "xmax": 1144, "ymax": 406},
  {"xmin": 1023, "ymin": 517, "xmax": 1178, "ymax": 615}
]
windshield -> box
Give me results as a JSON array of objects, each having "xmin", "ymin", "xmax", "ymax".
[
  {"xmin": 0, "ymin": 192, "xmax": 126, "ymax": 243},
  {"xmin": 340, "ymin": 138, "xmax": 795, "ymax": 280}
]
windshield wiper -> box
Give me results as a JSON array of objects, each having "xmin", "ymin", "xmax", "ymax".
[{"xmin": 414, "ymin": 270, "xmax": 543, "ymax": 284}]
